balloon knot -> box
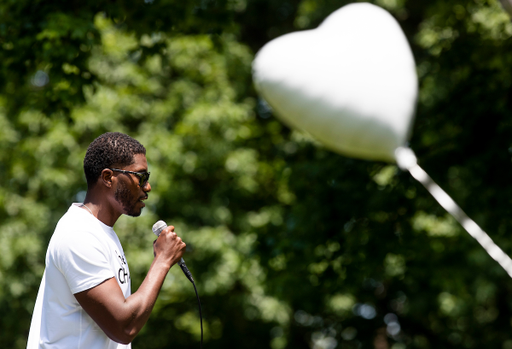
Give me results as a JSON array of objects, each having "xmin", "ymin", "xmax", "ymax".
[{"xmin": 395, "ymin": 147, "xmax": 417, "ymax": 170}]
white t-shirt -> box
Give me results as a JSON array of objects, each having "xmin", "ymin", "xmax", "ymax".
[{"xmin": 27, "ymin": 203, "xmax": 132, "ymax": 349}]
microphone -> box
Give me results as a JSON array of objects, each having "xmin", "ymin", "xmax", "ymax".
[
  {"xmin": 152, "ymin": 220, "xmax": 194, "ymax": 283},
  {"xmin": 153, "ymin": 221, "xmax": 204, "ymax": 348}
]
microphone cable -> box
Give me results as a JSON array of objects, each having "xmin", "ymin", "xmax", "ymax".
[
  {"xmin": 191, "ymin": 276, "xmax": 203, "ymax": 349},
  {"xmin": 179, "ymin": 263, "xmax": 203, "ymax": 349}
]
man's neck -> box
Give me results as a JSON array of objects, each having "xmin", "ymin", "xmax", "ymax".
[{"xmin": 83, "ymin": 192, "xmax": 121, "ymax": 227}]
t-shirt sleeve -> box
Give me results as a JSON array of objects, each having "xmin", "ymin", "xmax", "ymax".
[{"xmin": 51, "ymin": 229, "xmax": 115, "ymax": 295}]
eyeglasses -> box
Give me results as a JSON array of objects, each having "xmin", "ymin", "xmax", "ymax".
[{"xmin": 108, "ymin": 168, "xmax": 151, "ymax": 187}]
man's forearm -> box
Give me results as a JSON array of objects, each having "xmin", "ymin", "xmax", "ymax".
[{"xmin": 75, "ymin": 258, "xmax": 171, "ymax": 344}]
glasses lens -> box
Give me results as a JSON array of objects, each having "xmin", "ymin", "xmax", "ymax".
[{"xmin": 140, "ymin": 172, "xmax": 150, "ymax": 186}]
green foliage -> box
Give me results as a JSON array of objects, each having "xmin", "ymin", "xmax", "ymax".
[{"xmin": 2, "ymin": 0, "xmax": 512, "ymax": 348}]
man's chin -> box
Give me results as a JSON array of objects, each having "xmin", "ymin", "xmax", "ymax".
[{"xmin": 125, "ymin": 207, "xmax": 143, "ymax": 217}]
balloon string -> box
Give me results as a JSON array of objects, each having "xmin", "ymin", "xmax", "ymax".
[{"xmin": 395, "ymin": 147, "xmax": 512, "ymax": 278}]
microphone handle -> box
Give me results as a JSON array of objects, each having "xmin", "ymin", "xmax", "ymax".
[{"xmin": 177, "ymin": 260, "xmax": 194, "ymax": 283}]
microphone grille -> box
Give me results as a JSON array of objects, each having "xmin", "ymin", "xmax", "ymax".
[{"xmin": 152, "ymin": 220, "xmax": 167, "ymax": 236}]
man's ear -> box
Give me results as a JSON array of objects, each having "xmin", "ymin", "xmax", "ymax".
[{"xmin": 101, "ymin": 169, "xmax": 114, "ymax": 188}]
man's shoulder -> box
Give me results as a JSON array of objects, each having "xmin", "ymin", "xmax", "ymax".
[
  {"xmin": 54, "ymin": 206, "xmax": 89, "ymax": 234},
  {"xmin": 49, "ymin": 205, "xmax": 105, "ymax": 254}
]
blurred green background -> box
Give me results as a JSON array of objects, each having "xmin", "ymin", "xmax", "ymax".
[{"xmin": 2, "ymin": 0, "xmax": 512, "ymax": 348}]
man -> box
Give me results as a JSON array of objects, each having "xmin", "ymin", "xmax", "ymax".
[{"xmin": 27, "ymin": 132, "xmax": 186, "ymax": 348}]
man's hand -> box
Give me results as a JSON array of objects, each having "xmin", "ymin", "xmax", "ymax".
[{"xmin": 153, "ymin": 225, "xmax": 186, "ymax": 268}]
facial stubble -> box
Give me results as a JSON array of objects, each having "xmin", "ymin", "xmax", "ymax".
[{"xmin": 115, "ymin": 180, "xmax": 143, "ymax": 217}]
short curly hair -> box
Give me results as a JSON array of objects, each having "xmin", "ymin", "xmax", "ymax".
[{"xmin": 84, "ymin": 132, "xmax": 146, "ymax": 187}]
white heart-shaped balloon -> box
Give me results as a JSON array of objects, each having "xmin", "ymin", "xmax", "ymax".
[{"xmin": 253, "ymin": 3, "xmax": 418, "ymax": 162}]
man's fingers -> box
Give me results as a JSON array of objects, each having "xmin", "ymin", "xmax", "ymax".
[
  {"xmin": 153, "ymin": 225, "xmax": 187, "ymax": 264},
  {"xmin": 156, "ymin": 228, "xmax": 185, "ymax": 249}
]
